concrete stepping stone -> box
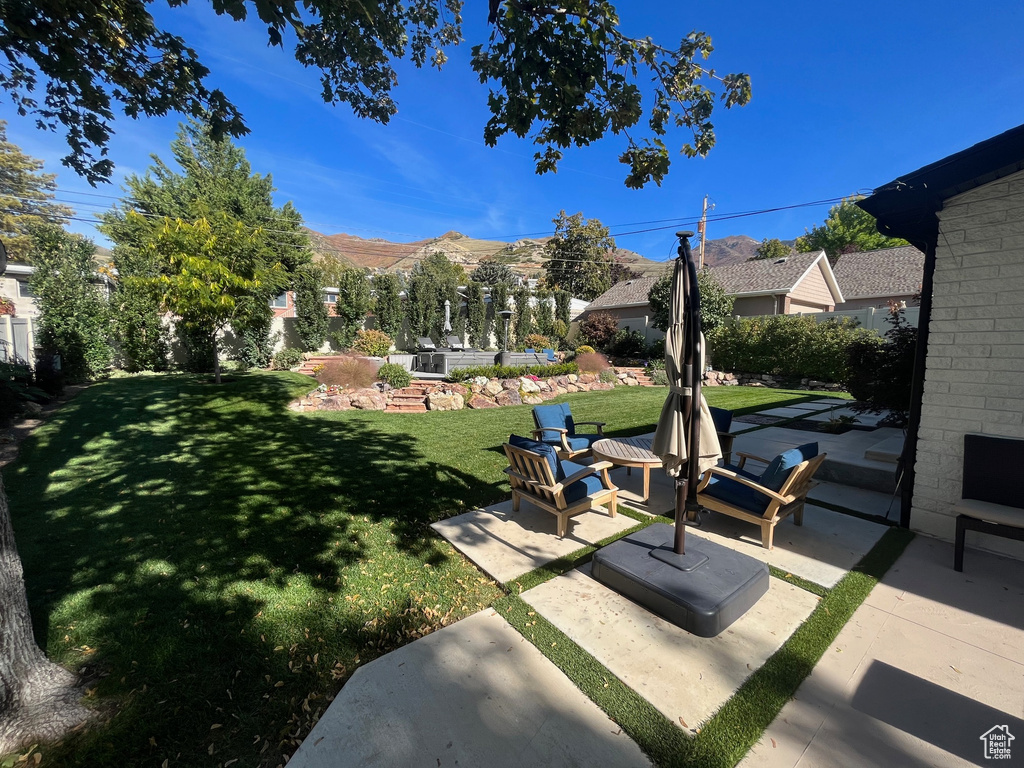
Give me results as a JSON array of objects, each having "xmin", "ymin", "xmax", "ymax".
[
  {"xmin": 522, "ymin": 564, "xmax": 820, "ymax": 733},
  {"xmin": 431, "ymin": 500, "xmax": 639, "ymax": 584},
  {"xmin": 289, "ymin": 609, "xmax": 652, "ymax": 768}
]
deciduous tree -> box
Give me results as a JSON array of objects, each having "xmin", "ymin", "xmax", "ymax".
[
  {"xmin": 796, "ymin": 198, "xmax": 908, "ymax": 264},
  {"xmin": 0, "ymin": 1, "xmax": 749, "ymax": 186},
  {"xmin": 543, "ymin": 211, "xmax": 615, "ymax": 301},
  {"xmin": 750, "ymin": 237, "xmax": 791, "ymax": 261},
  {"xmin": 648, "ymin": 268, "xmax": 733, "ymax": 333},
  {"xmin": 135, "ymin": 215, "xmax": 285, "ymax": 384}
]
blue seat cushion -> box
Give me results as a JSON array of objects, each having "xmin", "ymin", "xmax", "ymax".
[
  {"xmin": 760, "ymin": 443, "xmax": 818, "ymax": 491},
  {"xmin": 565, "ymin": 434, "xmax": 602, "ymax": 452},
  {"xmin": 701, "ymin": 474, "xmax": 770, "ymax": 516},
  {"xmin": 533, "ymin": 402, "xmax": 575, "ymax": 444},
  {"xmin": 559, "ymin": 460, "xmax": 606, "ymax": 504},
  {"xmin": 508, "ymin": 434, "xmax": 559, "ymax": 480},
  {"xmin": 722, "ymin": 463, "xmax": 760, "ymax": 482}
]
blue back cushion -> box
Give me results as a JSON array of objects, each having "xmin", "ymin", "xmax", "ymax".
[
  {"xmin": 508, "ymin": 434, "xmax": 560, "ymax": 480},
  {"xmin": 533, "ymin": 403, "xmax": 575, "ymax": 443},
  {"xmin": 760, "ymin": 443, "xmax": 818, "ymax": 491},
  {"xmin": 710, "ymin": 407, "xmax": 733, "ymax": 433}
]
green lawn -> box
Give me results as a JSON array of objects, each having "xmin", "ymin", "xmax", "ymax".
[{"xmin": 4, "ymin": 373, "xmax": 826, "ymax": 767}]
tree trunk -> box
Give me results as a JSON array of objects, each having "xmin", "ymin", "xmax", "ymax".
[
  {"xmin": 212, "ymin": 331, "xmax": 221, "ymax": 385},
  {"xmin": 0, "ymin": 474, "xmax": 91, "ymax": 754}
]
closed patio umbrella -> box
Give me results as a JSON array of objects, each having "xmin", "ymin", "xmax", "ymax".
[
  {"xmin": 443, "ymin": 299, "xmax": 452, "ymax": 333},
  {"xmin": 652, "ymin": 231, "xmax": 722, "ymax": 554}
]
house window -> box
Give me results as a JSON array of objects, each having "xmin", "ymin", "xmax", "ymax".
[
  {"xmin": 17, "ymin": 281, "xmax": 34, "ymax": 298},
  {"xmin": 271, "ymin": 292, "xmax": 288, "ymax": 308},
  {"xmin": 324, "ymin": 292, "xmax": 338, "ymax": 304}
]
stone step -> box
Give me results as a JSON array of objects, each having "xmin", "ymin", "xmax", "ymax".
[{"xmin": 386, "ymin": 403, "xmax": 428, "ymax": 413}]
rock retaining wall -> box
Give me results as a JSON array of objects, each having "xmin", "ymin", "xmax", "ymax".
[{"xmin": 288, "ymin": 371, "xmax": 632, "ymax": 413}]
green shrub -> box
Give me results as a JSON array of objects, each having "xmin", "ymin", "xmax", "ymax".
[
  {"xmin": 649, "ymin": 368, "xmax": 669, "ymax": 386},
  {"xmin": 444, "ymin": 362, "xmax": 578, "ymax": 383},
  {"xmin": 647, "ymin": 337, "xmax": 665, "ymax": 360},
  {"xmin": 271, "ymin": 347, "xmax": 304, "ymax": 370},
  {"xmin": 845, "ymin": 308, "xmax": 916, "ymax": 426},
  {"xmin": 377, "ymin": 362, "xmax": 412, "ymax": 389},
  {"xmin": 575, "ymin": 345, "xmax": 596, "ymax": 355},
  {"xmin": 523, "ymin": 333, "xmax": 552, "ymax": 350},
  {"xmin": 0, "ymin": 361, "xmax": 49, "ymax": 422},
  {"xmin": 317, "ymin": 356, "xmax": 377, "ymax": 389},
  {"xmin": 598, "ymin": 368, "xmax": 618, "ymax": 383},
  {"xmin": 708, "ymin": 315, "xmax": 876, "ymax": 383},
  {"xmin": 352, "ymin": 329, "xmax": 393, "ymax": 358},
  {"xmin": 608, "ymin": 329, "xmax": 647, "ymax": 359}
]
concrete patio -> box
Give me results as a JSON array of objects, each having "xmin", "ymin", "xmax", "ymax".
[{"xmin": 289, "ymin": 408, "xmax": 1024, "ymax": 768}]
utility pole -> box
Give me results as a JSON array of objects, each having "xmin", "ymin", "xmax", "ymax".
[{"xmin": 696, "ymin": 195, "xmax": 709, "ymax": 269}]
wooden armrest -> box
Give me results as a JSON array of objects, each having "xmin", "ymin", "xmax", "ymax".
[
  {"xmin": 735, "ymin": 451, "xmax": 771, "ymax": 465},
  {"xmin": 574, "ymin": 421, "xmax": 606, "ymax": 428},
  {"xmin": 702, "ymin": 466, "xmax": 788, "ymax": 504},
  {"xmin": 532, "ymin": 426, "xmax": 568, "ymax": 435}
]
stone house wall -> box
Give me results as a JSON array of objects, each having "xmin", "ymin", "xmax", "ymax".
[{"xmin": 912, "ymin": 167, "xmax": 1024, "ymax": 558}]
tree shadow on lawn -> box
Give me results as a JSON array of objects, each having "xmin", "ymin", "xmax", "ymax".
[{"xmin": 3, "ymin": 374, "xmax": 505, "ymax": 766}]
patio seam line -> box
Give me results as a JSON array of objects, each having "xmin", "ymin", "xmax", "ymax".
[{"xmin": 492, "ymin": 527, "xmax": 914, "ymax": 768}]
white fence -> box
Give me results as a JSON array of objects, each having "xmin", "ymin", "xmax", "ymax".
[{"xmin": 740, "ymin": 306, "xmax": 919, "ymax": 333}]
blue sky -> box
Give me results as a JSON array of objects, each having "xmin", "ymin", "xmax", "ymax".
[{"xmin": 6, "ymin": 0, "xmax": 1024, "ymax": 262}]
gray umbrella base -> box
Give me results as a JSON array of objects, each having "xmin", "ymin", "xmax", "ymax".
[{"xmin": 592, "ymin": 523, "xmax": 769, "ymax": 638}]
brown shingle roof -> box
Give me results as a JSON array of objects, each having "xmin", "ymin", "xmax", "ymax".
[
  {"xmin": 584, "ymin": 276, "xmax": 660, "ymax": 311},
  {"xmin": 708, "ymin": 250, "xmax": 828, "ymax": 295},
  {"xmin": 831, "ymin": 246, "xmax": 925, "ymax": 299}
]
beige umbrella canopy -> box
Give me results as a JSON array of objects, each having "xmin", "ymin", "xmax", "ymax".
[{"xmin": 652, "ymin": 234, "xmax": 721, "ymax": 553}]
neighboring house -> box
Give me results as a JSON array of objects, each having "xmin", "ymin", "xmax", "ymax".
[
  {"xmin": 859, "ymin": 122, "xmax": 1024, "ymax": 560},
  {"xmin": 830, "ymin": 245, "xmax": 925, "ymax": 309},
  {"xmin": 576, "ymin": 277, "xmax": 662, "ymax": 343},
  {"xmin": 0, "ymin": 263, "xmax": 115, "ymax": 364},
  {"xmin": 269, "ymin": 287, "xmax": 339, "ymax": 318},
  {"xmin": 711, "ymin": 249, "xmax": 844, "ymax": 316},
  {"xmin": 578, "ymin": 250, "xmax": 844, "ymax": 341}
]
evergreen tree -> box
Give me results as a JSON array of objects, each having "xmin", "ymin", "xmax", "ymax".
[
  {"xmin": 554, "ymin": 289, "xmax": 571, "ymax": 327},
  {"xmin": 27, "ymin": 223, "xmax": 112, "ymax": 381},
  {"xmin": 543, "ymin": 211, "xmax": 615, "ymax": 300},
  {"xmin": 331, "ymin": 267, "xmax": 372, "ymax": 349},
  {"xmin": 371, "ymin": 272, "xmax": 404, "ymax": 340},
  {"xmin": 512, "ymin": 285, "xmax": 533, "ymax": 347},
  {"xmin": 293, "ymin": 265, "xmax": 330, "ymax": 352},
  {"xmin": 465, "ymin": 282, "xmax": 487, "ymax": 348},
  {"xmin": 405, "ymin": 252, "xmax": 465, "ymax": 341},
  {"xmin": 490, "ymin": 282, "xmax": 511, "ymax": 349},
  {"xmin": 533, "ymin": 288, "xmax": 555, "ymax": 338},
  {"xmin": 0, "ymin": 122, "xmax": 73, "ymax": 264},
  {"xmin": 470, "ymin": 261, "xmax": 515, "ymax": 285}
]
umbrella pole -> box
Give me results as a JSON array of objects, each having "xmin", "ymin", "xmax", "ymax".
[{"xmin": 673, "ymin": 231, "xmax": 703, "ymax": 555}]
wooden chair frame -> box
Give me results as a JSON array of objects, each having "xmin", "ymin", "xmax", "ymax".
[
  {"xmin": 503, "ymin": 443, "xmax": 618, "ymax": 538},
  {"xmin": 530, "ymin": 406, "xmax": 607, "ymax": 460},
  {"xmin": 697, "ymin": 450, "xmax": 826, "ymax": 549}
]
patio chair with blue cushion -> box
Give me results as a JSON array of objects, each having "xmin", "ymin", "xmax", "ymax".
[
  {"xmin": 503, "ymin": 435, "xmax": 618, "ymax": 538},
  {"xmin": 709, "ymin": 406, "xmax": 738, "ymax": 465},
  {"xmin": 543, "ymin": 348, "xmax": 557, "ymax": 362},
  {"xmin": 531, "ymin": 402, "xmax": 606, "ymax": 461},
  {"xmin": 696, "ymin": 442, "xmax": 826, "ymax": 550}
]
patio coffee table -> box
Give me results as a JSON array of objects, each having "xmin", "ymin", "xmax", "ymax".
[{"xmin": 591, "ymin": 436, "xmax": 663, "ymax": 504}]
